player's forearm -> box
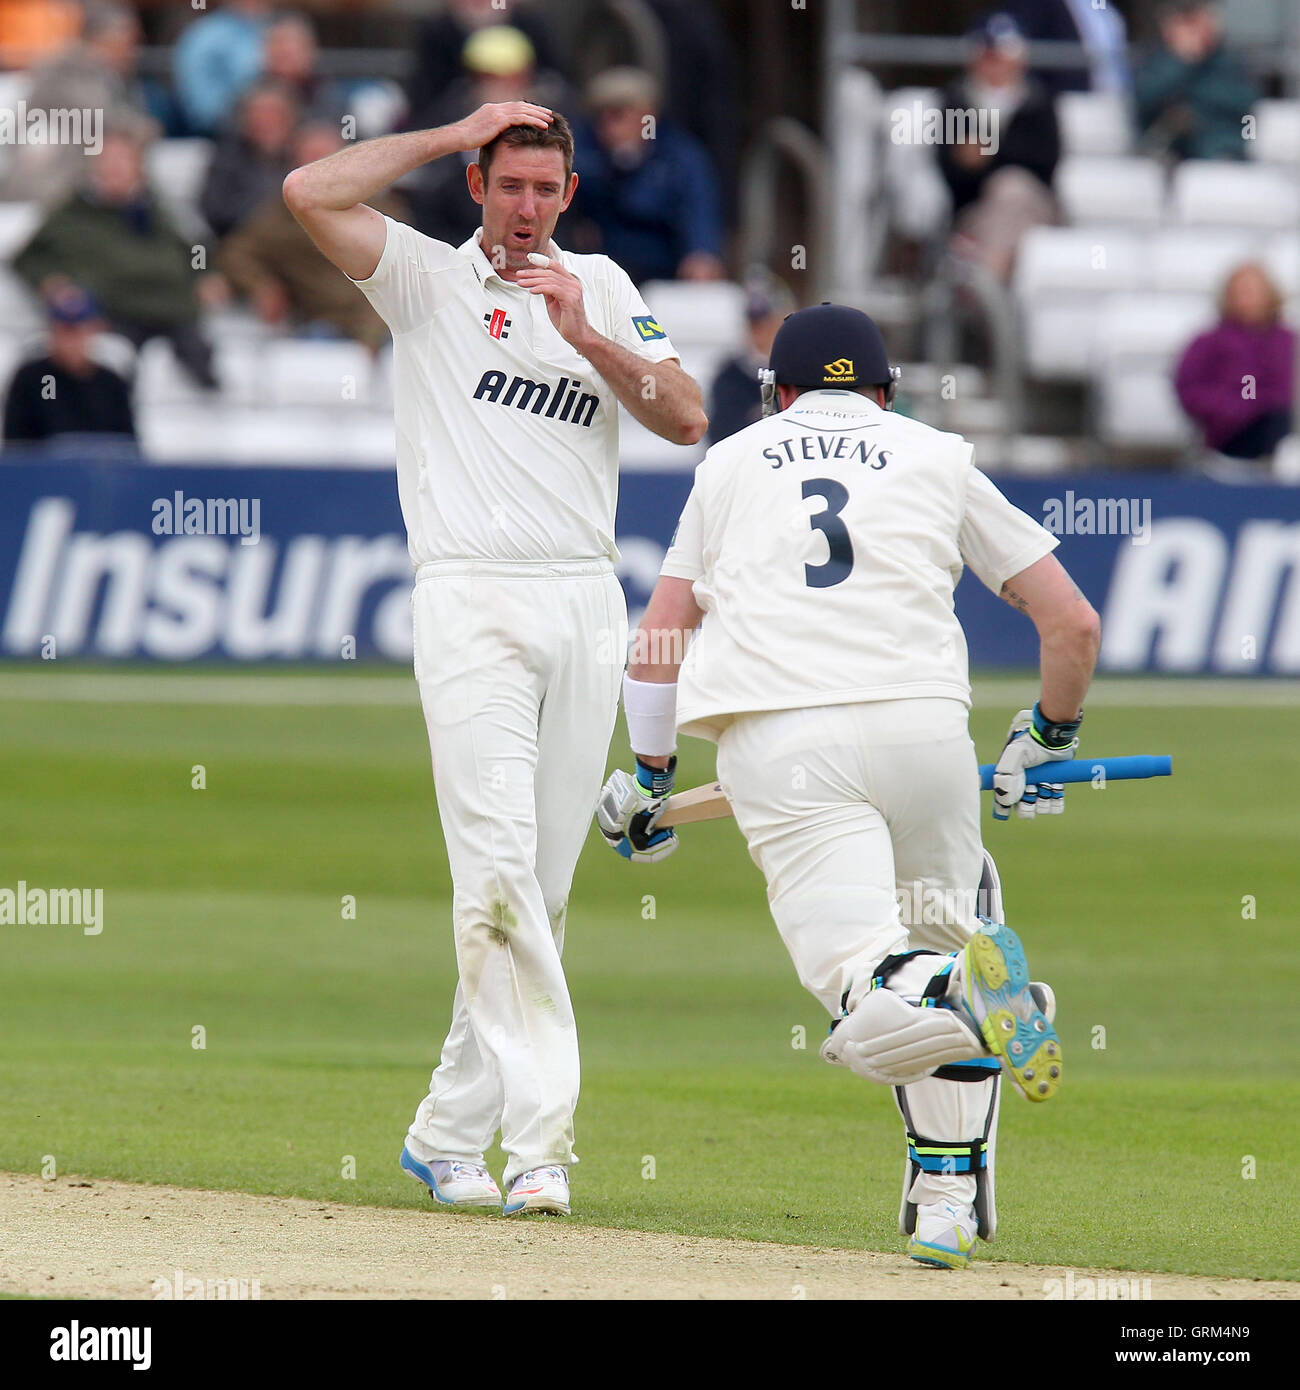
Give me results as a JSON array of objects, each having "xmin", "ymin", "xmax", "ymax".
[
  {"xmin": 1036, "ymin": 607, "xmax": 1101, "ymax": 723},
  {"xmin": 577, "ymin": 333, "xmax": 707, "ymax": 446},
  {"xmin": 283, "ymin": 126, "xmax": 464, "ymax": 212}
]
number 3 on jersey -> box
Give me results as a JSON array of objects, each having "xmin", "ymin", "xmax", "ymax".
[{"xmin": 802, "ymin": 477, "xmax": 854, "ymax": 588}]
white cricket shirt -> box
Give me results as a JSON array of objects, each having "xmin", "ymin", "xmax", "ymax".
[
  {"xmin": 351, "ymin": 217, "xmax": 679, "ymax": 564},
  {"xmin": 660, "ymin": 390, "xmax": 1059, "ymax": 741}
]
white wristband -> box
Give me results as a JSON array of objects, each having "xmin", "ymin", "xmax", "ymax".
[{"xmin": 623, "ymin": 674, "xmax": 678, "ymax": 757}]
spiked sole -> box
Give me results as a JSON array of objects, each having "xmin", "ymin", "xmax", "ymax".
[{"xmin": 963, "ymin": 925, "xmax": 1063, "ymax": 1102}]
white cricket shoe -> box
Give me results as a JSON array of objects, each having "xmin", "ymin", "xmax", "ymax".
[
  {"xmin": 400, "ymin": 1147, "xmax": 502, "ymax": 1209},
  {"xmin": 503, "ymin": 1165, "xmax": 570, "ymax": 1216},
  {"xmin": 907, "ymin": 1199, "xmax": 977, "ymax": 1270}
]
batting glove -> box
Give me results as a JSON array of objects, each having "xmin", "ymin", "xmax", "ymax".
[
  {"xmin": 596, "ymin": 757, "xmax": 678, "ymax": 863},
  {"xmin": 992, "ymin": 704, "xmax": 1081, "ymax": 821}
]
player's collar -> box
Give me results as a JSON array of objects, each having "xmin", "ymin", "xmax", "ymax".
[
  {"xmin": 462, "ymin": 227, "xmax": 564, "ymax": 287},
  {"xmin": 796, "ymin": 389, "xmax": 882, "ymax": 413}
]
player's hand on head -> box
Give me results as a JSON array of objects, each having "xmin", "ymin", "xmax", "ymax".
[
  {"xmin": 595, "ymin": 758, "xmax": 679, "ymax": 864},
  {"xmin": 454, "ymin": 102, "xmax": 553, "ymax": 150},
  {"xmin": 991, "ymin": 705, "xmax": 1079, "ymax": 822}
]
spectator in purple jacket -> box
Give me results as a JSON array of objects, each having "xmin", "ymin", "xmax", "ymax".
[{"xmin": 1175, "ymin": 263, "xmax": 1295, "ymax": 460}]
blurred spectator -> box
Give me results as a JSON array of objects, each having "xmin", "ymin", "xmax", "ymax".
[
  {"xmin": 219, "ymin": 123, "xmax": 397, "ymax": 351},
  {"xmin": 173, "ymin": 0, "xmax": 273, "ymax": 137},
  {"xmin": 937, "ymin": 14, "xmax": 1060, "ymax": 284},
  {"xmin": 1136, "ymin": 1, "xmax": 1258, "ymax": 162},
  {"xmin": 13, "ymin": 124, "xmax": 219, "ymax": 390},
  {"xmin": 3, "ymin": 282, "xmax": 135, "ymax": 447},
  {"xmin": 406, "ymin": 0, "xmax": 563, "ymax": 133},
  {"xmin": 1175, "ymin": 263, "xmax": 1295, "ymax": 461},
  {"xmin": 1008, "ymin": 0, "xmax": 1131, "ymax": 94},
  {"xmin": 569, "ymin": 67, "xmax": 725, "ymax": 286},
  {"xmin": 263, "ymin": 11, "xmax": 348, "ymax": 125},
  {"xmin": 1, "ymin": 1, "xmax": 150, "ymax": 205},
  {"xmin": 201, "ymin": 80, "xmax": 300, "ymax": 239},
  {"xmin": 707, "ymin": 272, "xmax": 796, "ymax": 444},
  {"xmin": 406, "ymin": 25, "xmax": 573, "ymax": 246},
  {"xmin": 0, "ymin": 0, "xmax": 79, "ymax": 69}
]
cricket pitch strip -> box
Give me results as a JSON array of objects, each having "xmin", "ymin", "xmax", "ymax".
[{"xmin": 3, "ymin": 1174, "xmax": 1295, "ymax": 1301}]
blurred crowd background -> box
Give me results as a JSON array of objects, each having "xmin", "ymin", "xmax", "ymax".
[{"xmin": 0, "ymin": 0, "xmax": 1297, "ymax": 476}]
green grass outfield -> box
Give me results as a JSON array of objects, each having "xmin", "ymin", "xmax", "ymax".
[{"xmin": 1, "ymin": 666, "xmax": 1297, "ymax": 1281}]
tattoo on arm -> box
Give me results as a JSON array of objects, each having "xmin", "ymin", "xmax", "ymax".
[{"xmin": 1000, "ymin": 583, "xmax": 1030, "ymax": 614}]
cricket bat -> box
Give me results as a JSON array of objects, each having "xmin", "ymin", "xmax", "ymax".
[{"xmin": 655, "ymin": 756, "xmax": 1172, "ymax": 829}]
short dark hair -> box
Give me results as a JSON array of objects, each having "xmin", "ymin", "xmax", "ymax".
[{"xmin": 478, "ymin": 113, "xmax": 574, "ymax": 184}]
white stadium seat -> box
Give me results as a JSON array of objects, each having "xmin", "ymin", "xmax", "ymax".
[
  {"xmin": 146, "ymin": 138, "xmax": 214, "ymax": 240},
  {"xmin": 1264, "ymin": 233, "xmax": 1300, "ymax": 296},
  {"xmin": 1247, "ymin": 100, "xmax": 1300, "ymax": 164},
  {"xmin": 1056, "ymin": 91, "xmax": 1134, "ymax": 158},
  {"xmin": 1147, "ymin": 228, "xmax": 1264, "ymax": 294},
  {"xmin": 882, "ymin": 86, "xmax": 952, "ymax": 242},
  {"xmin": 638, "ymin": 280, "xmax": 746, "ymax": 352},
  {"xmin": 1054, "ymin": 155, "xmax": 1165, "ymax": 227},
  {"xmin": 134, "ymin": 337, "xmax": 261, "ymax": 407},
  {"xmin": 261, "ymin": 338, "xmax": 378, "ymax": 408},
  {"xmin": 0, "ymin": 201, "xmax": 40, "ymax": 259},
  {"xmin": 1093, "ymin": 294, "xmax": 1215, "ymax": 364},
  {"xmin": 1171, "ymin": 160, "xmax": 1300, "ymax": 229},
  {"xmin": 1095, "ymin": 358, "xmax": 1194, "ymax": 450},
  {"xmin": 0, "ymin": 268, "xmax": 42, "ymax": 340},
  {"xmin": 1014, "ymin": 226, "xmax": 1144, "ymax": 296},
  {"xmin": 1021, "ymin": 297, "xmax": 1111, "ymax": 380}
]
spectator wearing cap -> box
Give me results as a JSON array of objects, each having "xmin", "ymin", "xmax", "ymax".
[
  {"xmin": 937, "ymin": 13, "xmax": 1060, "ymax": 284},
  {"xmin": 569, "ymin": 67, "xmax": 726, "ymax": 287},
  {"xmin": 405, "ymin": 0, "xmax": 564, "ymax": 134},
  {"xmin": 3, "ymin": 283, "xmax": 136, "ymax": 448},
  {"xmin": 1175, "ymin": 262, "xmax": 1295, "ymax": 461},
  {"xmin": 218, "ymin": 122, "xmax": 401, "ymax": 351},
  {"xmin": 201, "ymin": 79, "xmax": 300, "ymax": 239},
  {"xmin": 1136, "ymin": 1, "xmax": 1258, "ymax": 162},
  {"xmin": 172, "ymin": 0, "xmax": 273, "ymax": 137},
  {"xmin": 405, "ymin": 25, "xmax": 573, "ymax": 246},
  {"xmin": 13, "ymin": 124, "xmax": 221, "ymax": 390},
  {"xmin": 707, "ymin": 273, "xmax": 797, "ymax": 444}
]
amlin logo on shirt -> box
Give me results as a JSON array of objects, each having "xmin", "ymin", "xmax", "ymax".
[{"xmin": 472, "ymin": 371, "xmax": 600, "ymax": 427}]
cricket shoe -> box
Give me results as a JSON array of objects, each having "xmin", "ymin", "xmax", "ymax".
[
  {"xmin": 400, "ymin": 1147, "xmax": 502, "ymax": 1209},
  {"xmin": 961, "ymin": 923, "xmax": 1062, "ymax": 1102},
  {"xmin": 503, "ymin": 1165, "xmax": 570, "ymax": 1216},
  {"xmin": 907, "ymin": 1200, "xmax": 977, "ymax": 1270}
]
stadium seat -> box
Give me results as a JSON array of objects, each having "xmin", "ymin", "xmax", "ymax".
[
  {"xmin": 1148, "ymin": 228, "xmax": 1264, "ymax": 293},
  {"xmin": 1055, "ymin": 91, "xmax": 1134, "ymax": 157},
  {"xmin": 1054, "ymin": 155, "xmax": 1164, "ymax": 227},
  {"xmin": 1248, "ymin": 99, "xmax": 1300, "ymax": 164},
  {"xmin": 0, "ymin": 200, "xmax": 40, "ymax": 259},
  {"xmin": 639, "ymin": 281, "xmax": 746, "ymax": 354},
  {"xmin": 135, "ymin": 336, "xmax": 261, "ymax": 407},
  {"xmin": 1171, "ymin": 161, "xmax": 1300, "ymax": 229},
  {"xmin": 146, "ymin": 138, "xmax": 215, "ymax": 241},
  {"xmin": 1093, "ymin": 293, "xmax": 1215, "ymax": 363},
  {"xmin": 0, "ymin": 267, "xmax": 42, "ymax": 342},
  {"xmin": 1265, "ymin": 232, "xmax": 1300, "ymax": 295},
  {"xmin": 881, "ymin": 86, "xmax": 951, "ymax": 243},
  {"xmin": 262, "ymin": 338, "xmax": 378, "ymax": 408},
  {"xmin": 1015, "ymin": 226, "xmax": 1144, "ymax": 295},
  {"xmin": 1094, "ymin": 358, "xmax": 1195, "ymax": 449}
]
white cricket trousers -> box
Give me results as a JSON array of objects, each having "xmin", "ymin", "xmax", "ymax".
[
  {"xmin": 715, "ymin": 697, "xmax": 984, "ymax": 1017},
  {"xmin": 404, "ymin": 558, "xmax": 626, "ymax": 1185}
]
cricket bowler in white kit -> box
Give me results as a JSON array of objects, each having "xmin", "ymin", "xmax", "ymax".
[
  {"xmin": 598, "ymin": 305, "xmax": 1100, "ymax": 1267},
  {"xmin": 285, "ymin": 102, "xmax": 706, "ymax": 1216}
]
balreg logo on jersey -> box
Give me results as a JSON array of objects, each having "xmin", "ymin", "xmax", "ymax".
[
  {"xmin": 472, "ymin": 370, "xmax": 600, "ymax": 428},
  {"xmin": 483, "ymin": 309, "xmax": 511, "ymax": 340}
]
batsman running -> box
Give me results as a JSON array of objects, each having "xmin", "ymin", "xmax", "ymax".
[
  {"xmin": 597, "ymin": 304, "xmax": 1101, "ymax": 1268},
  {"xmin": 285, "ymin": 103, "xmax": 706, "ymax": 1217}
]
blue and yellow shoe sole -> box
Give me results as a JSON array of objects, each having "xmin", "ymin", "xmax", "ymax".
[
  {"xmin": 963, "ymin": 923, "xmax": 1063, "ymax": 1102},
  {"xmin": 906, "ymin": 1233, "xmax": 974, "ymax": 1270}
]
